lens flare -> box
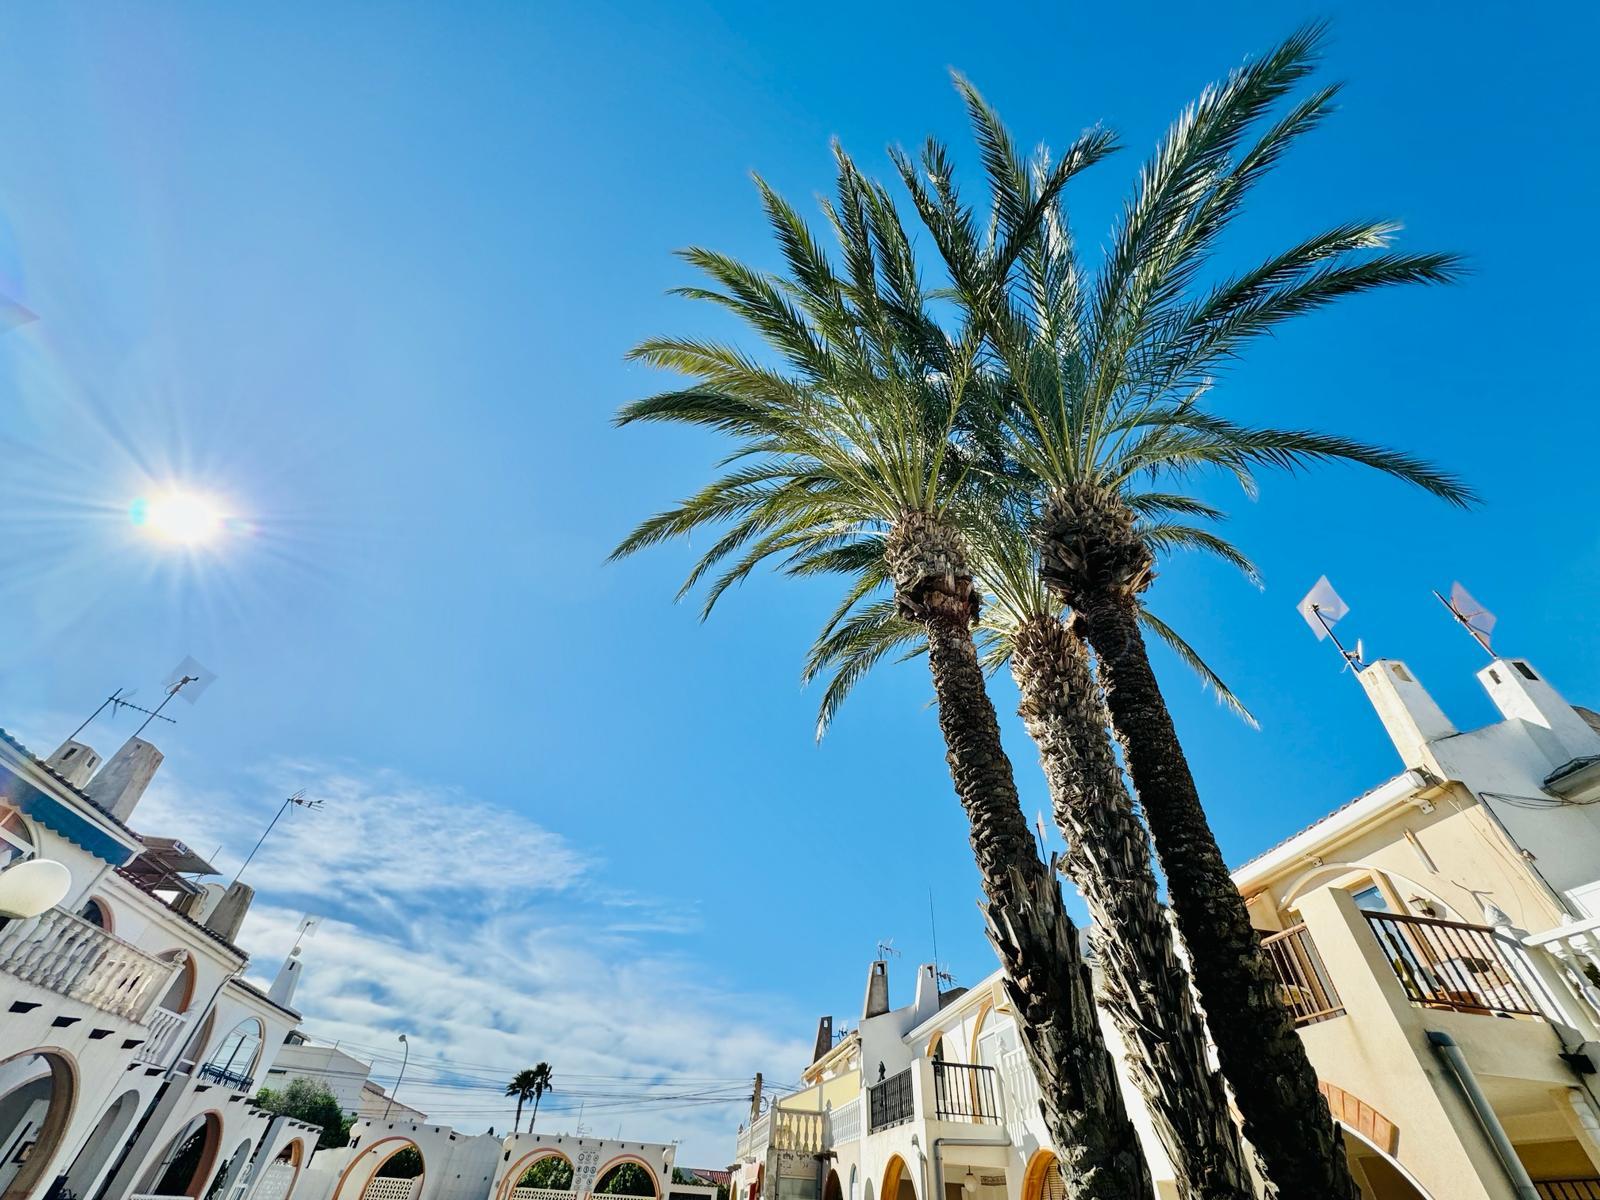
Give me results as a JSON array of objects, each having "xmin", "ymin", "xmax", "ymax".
[{"xmin": 130, "ymin": 489, "xmax": 230, "ymax": 545}]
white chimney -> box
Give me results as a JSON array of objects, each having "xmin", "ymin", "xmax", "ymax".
[
  {"xmin": 1358, "ymin": 660, "xmax": 1457, "ymax": 769},
  {"xmin": 46, "ymin": 740, "xmax": 101, "ymax": 788},
  {"xmin": 862, "ymin": 960, "xmax": 890, "ymax": 1019},
  {"xmin": 269, "ymin": 946, "xmax": 303, "ymax": 1008},
  {"xmin": 1478, "ymin": 659, "xmax": 1600, "ymax": 763},
  {"xmin": 84, "ymin": 737, "xmax": 163, "ymax": 820},
  {"xmin": 912, "ymin": 962, "xmax": 941, "ymax": 1023}
]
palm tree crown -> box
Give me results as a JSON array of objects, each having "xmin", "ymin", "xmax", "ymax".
[{"xmin": 614, "ymin": 141, "xmax": 1156, "ymax": 1199}]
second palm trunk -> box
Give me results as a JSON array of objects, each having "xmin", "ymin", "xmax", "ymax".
[
  {"xmin": 922, "ymin": 614, "xmax": 1153, "ymax": 1200},
  {"xmin": 1080, "ymin": 596, "xmax": 1357, "ymax": 1200},
  {"xmin": 1010, "ymin": 614, "xmax": 1254, "ymax": 1200}
]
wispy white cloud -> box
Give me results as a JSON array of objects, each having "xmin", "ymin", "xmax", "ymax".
[{"xmin": 129, "ymin": 759, "xmax": 811, "ymax": 1163}]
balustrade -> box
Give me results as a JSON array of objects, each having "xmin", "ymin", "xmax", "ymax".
[
  {"xmin": 1525, "ymin": 916, "xmax": 1600, "ymax": 1026},
  {"xmin": 772, "ymin": 1109, "xmax": 823, "ymax": 1153},
  {"xmin": 0, "ymin": 905, "xmax": 175, "ymax": 1021},
  {"xmin": 826, "ymin": 1098, "xmax": 861, "ymax": 1146}
]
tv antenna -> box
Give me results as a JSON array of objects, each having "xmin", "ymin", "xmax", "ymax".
[
  {"xmin": 68, "ymin": 688, "xmax": 176, "ymax": 743},
  {"xmin": 875, "ymin": 938, "xmax": 901, "ymax": 960},
  {"xmin": 1433, "ymin": 581, "xmax": 1496, "ymax": 659},
  {"xmin": 232, "ymin": 790, "xmax": 324, "ymax": 886},
  {"xmin": 1296, "ymin": 576, "xmax": 1365, "ymax": 673},
  {"xmin": 134, "ymin": 656, "xmax": 218, "ymax": 737}
]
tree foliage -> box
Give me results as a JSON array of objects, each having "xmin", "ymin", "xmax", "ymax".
[
  {"xmin": 520, "ymin": 1156, "xmax": 576, "ymax": 1188},
  {"xmin": 253, "ymin": 1077, "xmax": 353, "ymax": 1150},
  {"xmin": 597, "ymin": 1163, "xmax": 656, "ymax": 1196}
]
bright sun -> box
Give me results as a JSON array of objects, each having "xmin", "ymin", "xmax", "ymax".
[{"xmin": 130, "ymin": 489, "xmax": 228, "ymax": 546}]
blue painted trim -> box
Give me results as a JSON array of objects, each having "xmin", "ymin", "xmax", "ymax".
[{"xmin": 1, "ymin": 767, "xmax": 137, "ymax": 866}]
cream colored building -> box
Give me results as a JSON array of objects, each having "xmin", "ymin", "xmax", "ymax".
[
  {"xmin": 730, "ymin": 651, "xmax": 1600, "ymax": 1200},
  {"xmin": 728, "ymin": 958, "xmax": 1183, "ymax": 1200},
  {"xmin": 1240, "ymin": 653, "xmax": 1600, "ymax": 1200}
]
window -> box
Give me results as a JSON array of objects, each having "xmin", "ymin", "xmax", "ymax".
[
  {"xmin": 0, "ymin": 806, "xmax": 34, "ymax": 870},
  {"xmin": 203, "ymin": 1019, "xmax": 264, "ymax": 1084},
  {"xmin": 79, "ymin": 899, "xmax": 111, "ymax": 930},
  {"xmin": 1349, "ymin": 884, "xmax": 1389, "ymax": 913}
]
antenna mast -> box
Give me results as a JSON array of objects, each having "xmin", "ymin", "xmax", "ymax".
[
  {"xmin": 1434, "ymin": 582, "xmax": 1497, "ymax": 658},
  {"xmin": 232, "ymin": 790, "xmax": 324, "ymax": 886},
  {"xmin": 1297, "ymin": 576, "xmax": 1365, "ymax": 674}
]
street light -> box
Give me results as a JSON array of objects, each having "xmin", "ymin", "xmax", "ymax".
[{"xmin": 386, "ymin": 1034, "xmax": 410, "ymax": 1119}]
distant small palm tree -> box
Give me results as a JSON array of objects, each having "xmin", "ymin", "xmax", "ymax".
[
  {"xmin": 505, "ymin": 1063, "xmax": 554, "ymax": 1133},
  {"xmin": 527, "ymin": 1062, "xmax": 554, "ymax": 1131}
]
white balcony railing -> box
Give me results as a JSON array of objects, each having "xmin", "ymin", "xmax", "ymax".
[
  {"xmin": 512, "ymin": 1189, "xmax": 577, "ymax": 1200},
  {"xmin": 772, "ymin": 1109, "xmax": 823, "ymax": 1153},
  {"xmin": 827, "ymin": 1097, "xmax": 861, "ymax": 1146},
  {"xmin": 1525, "ymin": 915, "xmax": 1600, "ymax": 1026},
  {"xmin": 0, "ymin": 905, "xmax": 176, "ymax": 1021},
  {"xmin": 135, "ymin": 1006, "xmax": 190, "ymax": 1067},
  {"xmin": 736, "ymin": 1110, "xmax": 771, "ymax": 1160},
  {"xmin": 997, "ymin": 1048, "xmax": 1040, "ymax": 1144}
]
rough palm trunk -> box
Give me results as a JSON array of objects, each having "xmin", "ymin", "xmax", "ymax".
[
  {"xmin": 1010, "ymin": 614, "xmax": 1254, "ymax": 1200},
  {"xmin": 515, "ymin": 1096, "xmax": 524, "ymax": 1134},
  {"xmin": 886, "ymin": 513, "xmax": 1153, "ymax": 1200},
  {"xmin": 1039, "ymin": 488, "xmax": 1357, "ymax": 1200}
]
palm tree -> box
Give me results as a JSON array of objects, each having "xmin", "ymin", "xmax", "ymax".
[
  {"xmin": 808, "ymin": 511, "xmax": 1255, "ymax": 1200},
  {"xmin": 505, "ymin": 1068, "xmax": 536, "ymax": 1134},
  {"xmin": 528, "ymin": 1062, "xmax": 553, "ymax": 1130},
  {"xmin": 614, "ymin": 148, "xmax": 1153, "ymax": 1199},
  {"xmin": 506, "ymin": 1063, "xmax": 553, "ymax": 1133},
  {"xmin": 900, "ymin": 28, "xmax": 1474, "ymax": 1199}
]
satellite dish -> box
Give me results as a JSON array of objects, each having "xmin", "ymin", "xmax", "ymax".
[{"xmin": 0, "ymin": 859, "xmax": 72, "ymax": 919}]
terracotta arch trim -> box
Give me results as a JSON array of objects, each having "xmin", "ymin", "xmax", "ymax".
[{"xmin": 1319, "ymin": 1082, "xmax": 1398, "ymax": 1155}]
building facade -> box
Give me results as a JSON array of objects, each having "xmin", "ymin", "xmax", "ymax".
[
  {"xmin": 729, "ymin": 653, "xmax": 1600, "ymax": 1200},
  {"xmin": 0, "ymin": 727, "xmax": 322, "ymax": 1200}
]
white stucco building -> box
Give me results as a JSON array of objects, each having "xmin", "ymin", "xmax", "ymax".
[{"xmin": 0, "ymin": 727, "xmax": 322, "ymax": 1200}]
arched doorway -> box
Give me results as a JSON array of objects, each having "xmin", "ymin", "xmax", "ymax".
[
  {"xmin": 881, "ymin": 1156, "xmax": 914, "ymax": 1200},
  {"xmin": 0, "ymin": 1050, "xmax": 76, "ymax": 1200},
  {"xmin": 1021, "ymin": 1151, "xmax": 1064, "ymax": 1200},
  {"xmin": 333, "ymin": 1137, "xmax": 427, "ymax": 1200},
  {"xmin": 594, "ymin": 1157, "xmax": 661, "ymax": 1199},
  {"xmin": 500, "ymin": 1149, "xmax": 574, "ymax": 1199},
  {"xmin": 205, "ymin": 1138, "xmax": 254, "ymax": 1199},
  {"xmin": 60, "ymin": 1088, "xmax": 141, "ymax": 1199},
  {"xmin": 252, "ymin": 1140, "xmax": 305, "ymax": 1200},
  {"xmin": 822, "ymin": 1169, "xmax": 842, "ymax": 1200},
  {"xmin": 140, "ymin": 1111, "xmax": 223, "ymax": 1199}
]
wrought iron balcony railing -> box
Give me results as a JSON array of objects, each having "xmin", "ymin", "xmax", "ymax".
[
  {"xmin": 931, "ymin": 1061, "xmax": 1001, "ymax": 1124},
  {"xmin": 868, "ymin": 1067, "xmax": 914, "ymax": 1133}
]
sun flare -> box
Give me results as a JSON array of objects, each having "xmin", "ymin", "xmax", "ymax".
[{"xmin": 130, "ymin": 489, "xmax": 230, "ymax": 546}]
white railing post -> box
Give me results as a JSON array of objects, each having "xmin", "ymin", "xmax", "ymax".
[{"xmin": 1526, "ymin": 917, "xmax": 1600, "ymax": 1032}]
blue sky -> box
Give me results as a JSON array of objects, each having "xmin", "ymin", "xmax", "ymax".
[{"xmin": 2, "ymin": 1, "xmax": 1597, "ymax": 1163}]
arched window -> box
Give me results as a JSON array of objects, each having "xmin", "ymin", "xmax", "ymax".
[
  {"xmin": 158, "ymin": 952, "xmax": 197, "ymax": 1014},
  {"xmin": 0, "ymin": 805, "xmax": 34, "ymax": 870},
  {"xmin": 78, "ymin": 898, "xmax": 112, "ymax": 930},
  {"xmin": 201, "ymin": 1019, "xmax": 264, "ymax": 1088}
]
